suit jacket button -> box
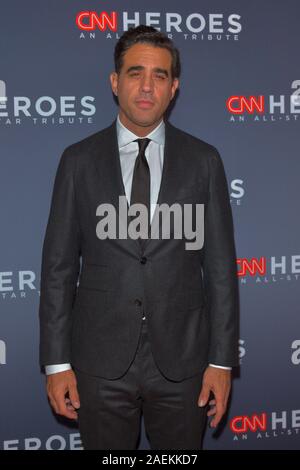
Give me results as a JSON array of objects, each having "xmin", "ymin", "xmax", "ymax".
[
  {"xmin": 134, "ymin": 299, "xmax": 142, "ymax": 306},
  {"xmin": 140, "ymin": 257, "xmax": 147, "ymax": 264}
]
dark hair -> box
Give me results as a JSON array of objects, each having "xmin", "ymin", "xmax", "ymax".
[{"xmin": 114, "ymin": 25, "xmax": 181, "ymax": 80}]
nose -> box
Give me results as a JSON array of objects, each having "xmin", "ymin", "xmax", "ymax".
[{"xmin": 140, "ymin": 73, "xmax": 154, "ymax": 94}]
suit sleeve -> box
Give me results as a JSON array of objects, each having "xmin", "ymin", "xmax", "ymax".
[
  {"xmin": 203, "ymin": 147, "xmax": 239, "ymax": 367},
  {"xmin": 39, "ymin": 147, "xmax": 81, "ymax": 367}
]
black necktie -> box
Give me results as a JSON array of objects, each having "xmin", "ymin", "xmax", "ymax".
[{"xmin": 130, "ymin": 138, "xmax": 151, "ymax": 243}]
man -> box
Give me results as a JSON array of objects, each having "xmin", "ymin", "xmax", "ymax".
[{"xmin": 39, "ymin": 25, "xmax": 239, "ymax": 450}]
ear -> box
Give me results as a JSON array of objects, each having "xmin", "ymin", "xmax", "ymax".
[
  {"xmin": 109, "ymin": 72, "xmax": 119, "ymax": 96},
  {"xmin": 170, "ymin": 78, "xmax": 179, "ymax": 100}
]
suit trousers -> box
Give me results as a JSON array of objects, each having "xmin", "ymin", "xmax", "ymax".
[{"xmin": 74, "ymin": 318, "xmax": 207, "ymax": 450}]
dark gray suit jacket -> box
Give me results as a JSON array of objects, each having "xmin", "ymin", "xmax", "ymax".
[{"xmin": 39, "ymin": 119, "xmax": 239, "ymax": 380}]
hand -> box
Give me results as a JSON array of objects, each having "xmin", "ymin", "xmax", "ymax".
[
  {"xmin": 198, "ymin": 366, "xmax": 231, "ymax": 428},
  {"xmin": 46, "ymin": 369, "xmax": 80, "ymax": 420}
]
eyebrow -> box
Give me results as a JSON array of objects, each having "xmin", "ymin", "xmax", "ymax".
[{"xmin": 126, "ymin": 66, "xmax": 169, "ymax": 77}]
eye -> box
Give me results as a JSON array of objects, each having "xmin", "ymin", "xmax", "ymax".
[{"xmin": 155, "ymin": 74, "xmax": 166, "ymax": 80}]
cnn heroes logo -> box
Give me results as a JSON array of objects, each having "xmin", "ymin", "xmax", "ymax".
[
  {"xmin": 2, "ymin": 433, "xmax": 82, "ymax": 450},
  {"xmin": 76, "ymin": 11, "xmax": 242, "ymax": 42},
  {"xmin": 237, "ymin": 255, "xmax": 300, "ymax": 284},
  {"xmin": 227, "ymin": 80, "xmax": 300, "ymax": 123},
  {"xmin": 230, "ymin": 409, "xmax": 300, "ymax": 441},
  {"xmin": 0, "ymin": 80, "xmax": 96, "ymax": 126},
  {"xmin": 0, "ymin": 270, "xmax": 39, "ymax": 300}
]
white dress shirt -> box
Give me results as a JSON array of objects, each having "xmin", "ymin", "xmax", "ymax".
[{"xmin": 45, "ymin": 115, "xmax": 231, "ymax": 374}]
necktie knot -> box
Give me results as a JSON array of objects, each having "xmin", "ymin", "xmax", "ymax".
[{"xmin": 134, "ymin": 138, "xmax": 151, "ymax": 155}]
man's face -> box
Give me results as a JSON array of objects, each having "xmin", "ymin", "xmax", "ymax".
[{"xmin": 110, "ymin": 43, "xmax": 179, "ymax": 135}]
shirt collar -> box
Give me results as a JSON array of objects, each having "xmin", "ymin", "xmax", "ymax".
[{"xmin": 116, "ymin": 113, "xmax": 165, "ymax": 148}]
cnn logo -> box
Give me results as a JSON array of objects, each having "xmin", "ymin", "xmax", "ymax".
[
  {"xmin": 76, "ymin": 11, "xmax": 117, "ymax": 31},
  {"xmin": 237, "ymin": 257, "xmax": 266, "ymax": 276},
  {"xmin": 230, "ymin": 413, "xmax": 267, "ymax": 433},
  {"xmin": 226, "ymin": 96, "xmax": 265, "ymax": 114}
]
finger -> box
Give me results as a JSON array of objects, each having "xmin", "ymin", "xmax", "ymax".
[
  {"xmin": 58, "ymin": 403, "xmax": 78, "ymax": 420},
  {"xmin": 209, "ymin": 399, "xmax": 216, "ymax": 406},
  {"xmin": 207, "ymin": 406, "xmax": 217, "ymax": 417},
  {"xmin": 50, "ymin": 395, "xmax": 77, "ymax": 419},
  {"xmin": 198, "ymin": 384, "xmax": 211, "ymax": 407},
  {"xmin": 66, "ymin": 404, "xmax": 76, "ymax": 411},
  {"xmin": 65, "ymin": 398, "xmax": 75, "ymax": 411},
  {"xmin": 57, "ymin": 394, "xmax": 78, "ymax": 419},
  {"xmin": 53, "ymin": 389, "xmax": 78, "ymax": 420},
  {"xmin": 69, "ymin": 383, "xmax": 81, "ymax": 409},
  {"xmin": 210, "ymin": 402, "xmax": 226, "ymax": 428}
]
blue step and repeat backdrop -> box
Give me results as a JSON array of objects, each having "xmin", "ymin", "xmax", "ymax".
[{"xmin": 0, "ymin": 0, "xmax": 299, "ymax": 450}]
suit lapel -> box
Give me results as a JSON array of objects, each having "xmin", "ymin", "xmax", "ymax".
[{"xmin": 92, "ymin": 119, "xmax": 140, "ymax": 255}]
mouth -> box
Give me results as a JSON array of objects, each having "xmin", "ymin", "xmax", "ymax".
[{"xmin": 135, "ymin": 100, "xmax": 155, "ymax": 109}]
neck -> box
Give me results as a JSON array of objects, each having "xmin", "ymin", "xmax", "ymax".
[{"xmin": 118, "ymin": 112, "xmax": 163, "ymax": 137}]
